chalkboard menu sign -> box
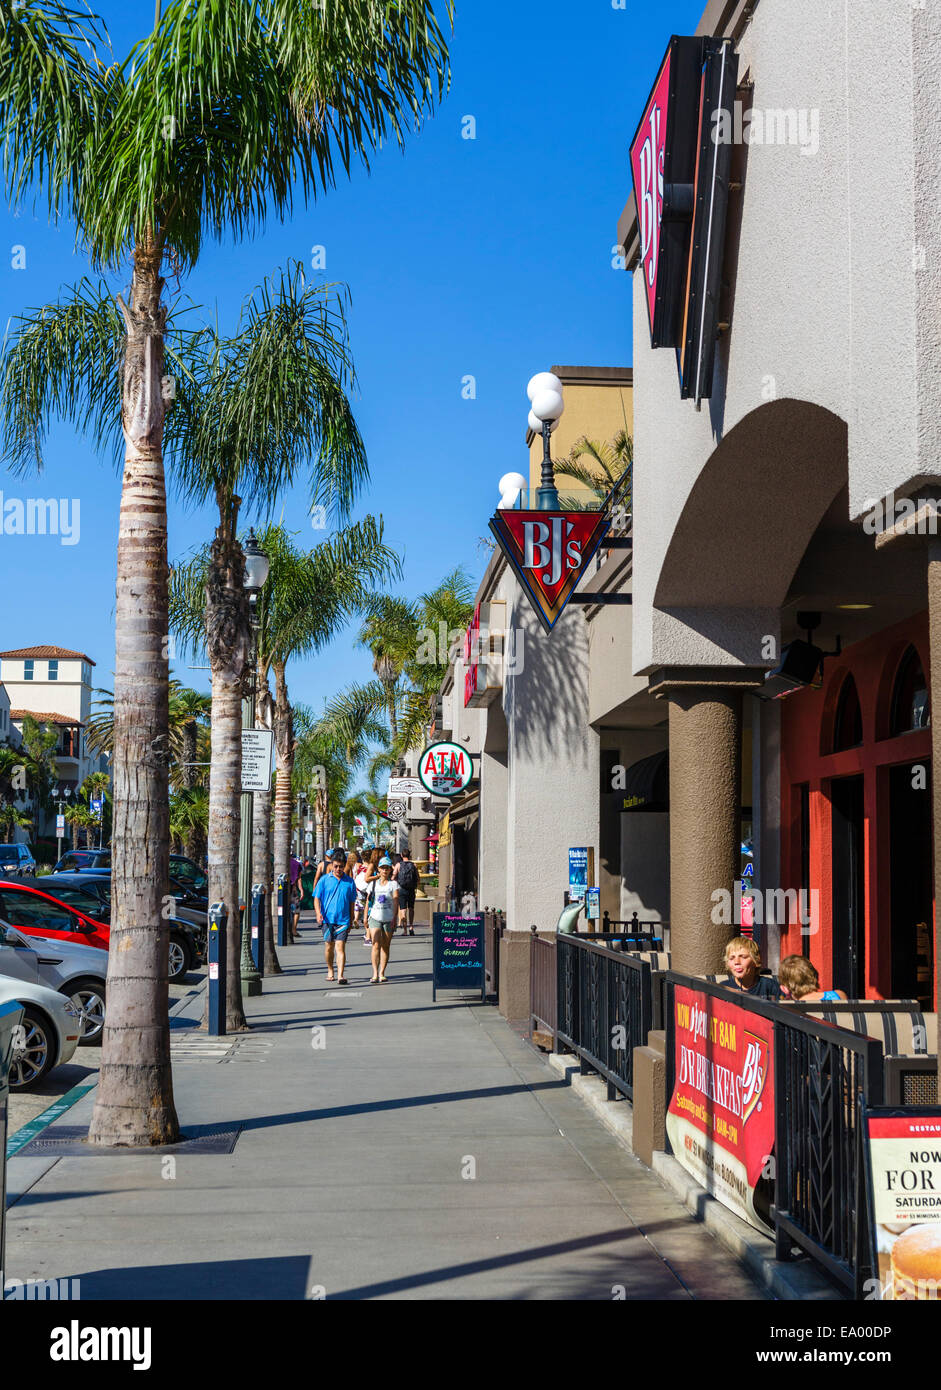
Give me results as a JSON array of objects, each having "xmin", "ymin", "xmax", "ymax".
[{"xmin": 432, "ymin": 912, "xmax": 485, "ymax": 1001}]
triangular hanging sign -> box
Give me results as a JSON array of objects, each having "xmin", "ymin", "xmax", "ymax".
[{"xmin": 489, "ymin": 510, "xmax": 611, "ymax": 633}]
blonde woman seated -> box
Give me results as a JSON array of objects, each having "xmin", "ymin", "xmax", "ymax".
[
  {"xmin": 778, "ymin": 954, "xmax": 847, "ymax": 1003},
  {"xmin": 367, "ymin": 858, "xmax": 399, "ymax": 983}
]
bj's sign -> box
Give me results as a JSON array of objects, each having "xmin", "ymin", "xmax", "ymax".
[
  {"xmin": 630, "ymin": 35, "xmax": 739, "ymax": 400},
  {"xmin": 489, "ymin": 510, "xmax": 610, "ymax": 633},
  {"xmin": 666, "ymin": 983, "xmax": 775, "ymax": 1234}
]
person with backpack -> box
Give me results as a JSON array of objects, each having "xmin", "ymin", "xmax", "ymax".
[{"xmin": 395, "ymin": 848, "xmax": 420, "ymax": 935}]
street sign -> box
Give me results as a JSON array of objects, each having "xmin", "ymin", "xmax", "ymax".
[
  {"xmin": 56, "ymin": 814, "xmax": 65, "ymax": 836},
  {"xmin": 241, "ymin": 728, "xmax": 274, "ymax": 792},
  {"xmin": 388, "ymin": 776, "xmax": 422, "ymax": 798}
]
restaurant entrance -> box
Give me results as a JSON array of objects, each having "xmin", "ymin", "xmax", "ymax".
[
  {"xmin": 831, "ymin": 773, "xmax": 865, "ymax": 997},
  {"xmin": 888, "ymin": 759, "xmax": 934, "ymax": 1008}
]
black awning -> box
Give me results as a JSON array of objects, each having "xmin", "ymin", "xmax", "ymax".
[{"xmin": 618, "ymin": 749, "xmax": 668, "ymax": 812}]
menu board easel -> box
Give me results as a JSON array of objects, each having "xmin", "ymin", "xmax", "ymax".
[{"xmin": 432, "ymin": 912, "xmax": 485, "ymax": 1002}]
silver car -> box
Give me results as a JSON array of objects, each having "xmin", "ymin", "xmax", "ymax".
[
  {"xmin": 0, "ymin": 971, "xmax": 82, "ymax": 1090},
  {"xmin": 0, "ymin": 920, "xmax": 107, "ymax": 1046}
]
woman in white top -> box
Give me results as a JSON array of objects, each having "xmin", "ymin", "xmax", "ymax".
[{"xmin": 367, "ymin": 860, "xmax": 398, "ymax": 983}]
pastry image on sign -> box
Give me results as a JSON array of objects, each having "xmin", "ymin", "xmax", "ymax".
[{"xmin": 864, "ymin": 1109, "xmax": 941, "ymax": 1299}]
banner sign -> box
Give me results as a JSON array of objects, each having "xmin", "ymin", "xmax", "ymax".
[
  {"xmin": 666, "ymin": 984, "xmax": 775, "ymax": 1234},
  {"xmin": 241, "ymin": 728, "xmax": 273, "ymax": 792},
  {"xmin": 387, "ymin": 777, "xmax": 422, "ymax": 798},
  {"xmin": 863, "ymin": 1106, "xmax": 941, "ymax": 1300},
  {"xmin": 489, "ymin": 510, "xmax": 610, "ymax": 633},
  {"xmin": 432, "ymin": 912, "xmax": 485, "ymax": 1002},
  {"xmin": 630, "ymin": 35, "xmax": 706, "ymax": 350},
  {"xmin": 568, "ymin": 847, "xmax": 592, "ymax": 900},
  {"xmin": 418, "ymin": 741, "xmax": 474, "ymax": 797}
]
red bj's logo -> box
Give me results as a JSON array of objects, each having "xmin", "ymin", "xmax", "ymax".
[{"xmin": 489, "ymin": 509, "xmax": 610, "ymax": 633}]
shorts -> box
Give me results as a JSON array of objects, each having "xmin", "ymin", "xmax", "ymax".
[
  {"xmin": 368, "ymin": 917, "xmax": 394, "ymax": 935},
  {"xmin": 398, "ymin": 888, "xmax": 416, "ymax": 910},
  {"xmin": 321, "ymin": 923, "xmax": 350, "ymax": 943}
]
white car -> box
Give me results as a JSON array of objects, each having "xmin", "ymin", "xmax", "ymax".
[
  {"xmin": 0, "ymin": 920, "xmax": 106, "ymax": 1049},
  {"xmin": 0, "ymin": 972, "xmax": 82, "ymax": 1090}
]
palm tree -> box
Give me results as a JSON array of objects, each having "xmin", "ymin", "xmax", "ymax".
[
  {"xmin": 169, "ymin": 787, "xmax": 209, "ymax": 861},
  {"xmin": 394, "ymin": 569, "xmax": 475, "ymax": 755},
  {"xmin": 0, "ymin": 746, "xmax": 33, "ymax": 843},
  {"xmin": 168, "ymin": 688, "xmax": 212, "ymax": 793},
  {"xmin": 0, "ymin": 0, "xmax": 451, "ymax": 1146},
  {"xmin": 256, "ymin": 524, "xmax": 399, "ymax": 902},
  {"xmin": 358, "ymin": 597, "xmax": 421, "ymax": 746},
  {"xmin": 167, "ymin": 267, "xmax": 384, "ymax": 1016},
  {"xmin": 554, "ymin": 430, "xmax": 633, "ymax": 511}
]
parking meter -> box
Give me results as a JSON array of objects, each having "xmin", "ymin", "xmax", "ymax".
[
  {"xmin": 277, "ymin": 874, "xmax": 288, "ymax": 947},
  {"xmin": 0, "ymin": 999, "xmax": 24, "ymax": 1281},
  {"xmin": 207, "ymin": 902, "xmax": 227, "ymax": 1036},
  {"xmin": 250, "ymin": 883, "xmax": 266, "ymax": 976}
]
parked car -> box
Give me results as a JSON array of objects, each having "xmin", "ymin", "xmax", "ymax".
[
  {"xmin": 0, "ymin": 877, "xmax": 205, "ymax": 983},
  {"xmin": 0, "ymin": 921, "xmax": 108, "ymax": 1044},
  {"xmin": 0, "ymin": 843, "xmax": 36, "ymax": 878},
  {"xmin": 66, "ymin": 867, "xmax": 209, "ymax": 928},
  {"xmin": 52, "ymin": 848, "xmax": 111, "ymax": 873},
  {"xmin": 0, "ymin": 933, "xmax": 82, "ymax": 1089}
]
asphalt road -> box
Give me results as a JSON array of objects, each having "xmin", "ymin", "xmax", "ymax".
[{"xmin": 7, "ymin": 965, "xmax": 207, "ymax": 1134}]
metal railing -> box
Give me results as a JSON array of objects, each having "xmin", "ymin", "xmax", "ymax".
[
  {"xmin": 483, "ymin": 909, "xmax": 505, "ymax": 1000},
  {"xmin": 530, "ymin": 930, "xmax": 557, "ymax": 1042},
  {"xmin": 664, "ymin": 971, "xmax": 884, "ymax": 1298},
  {"xmin": 556, "ymin": 934, "xmax": 653, "ymax": 1101}
]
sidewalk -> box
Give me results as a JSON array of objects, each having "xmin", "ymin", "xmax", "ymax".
[{"xmin": 4, "ymin": 917, "xmax": 765, "ymax": 1300}]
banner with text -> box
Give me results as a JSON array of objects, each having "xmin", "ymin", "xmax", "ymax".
[{"xmin": 666, "ymin": 984, "xmax": 775, "ymax": 1234}]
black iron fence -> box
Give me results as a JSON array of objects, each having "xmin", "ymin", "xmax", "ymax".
[
  {"xmin": 664, "ymin": 970, "xmax": 885, "ymax": 1298},
  {"xmin": 530, "ymin": 931, "xmax": 556, "ymax": 1042},
  {"xmin": 556, "ymin": 934, "xmax": 653, "ymax": 1101},
  {"xmin": 600, "ymin": 912, "xmax": 669, "ymax": 951}
]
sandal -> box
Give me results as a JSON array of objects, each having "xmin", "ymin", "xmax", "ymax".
[
  {"xmin": 378, "ymin": 975, "xmax": 388, "ymax": 984},
  {"xmin": 337, "ymin": 978, "xmax": 349, "ymax": 986}
]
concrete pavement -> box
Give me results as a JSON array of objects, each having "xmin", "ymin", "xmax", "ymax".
[{"xmin": 4, "ymin": 915, "xmax": 765, "ymax": 1300}]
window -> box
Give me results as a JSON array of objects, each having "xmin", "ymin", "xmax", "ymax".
[
  {"xmin": 0, "ymin": 891, "xmax": 76, "ymax": 934},
  {"xmin": 833, "ymin": 675, "xmax": 863, "ymax": 751},
  {"xmin": 890, "ymin": 646, "xmax": 930, "ymax": 736},
  {"xmin": 23, "ymin": 659, "xmax": 33, "ymax": 681},
  {"xmin": 48, "ymin": 659, "xmax": 58, "ymax": 681}
]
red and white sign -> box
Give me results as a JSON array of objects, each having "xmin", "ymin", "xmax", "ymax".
[
  {"xmin": 463, "ymin": 599, "xmax": 506, "ymax": 708},
  {"xmin": 631, "ymin": 46, "xmax": 671, "ymax": 337},
  {"xmin": 418, "ymin": 742, "xmax": 474, "ymax": 798},
  {"xmin": 489, "ymin": 510, "xmax": 609, "ymax": 634},
  {"xmin": 666, "ymin": 985, "xmax": 775, "ymax": 1234}
]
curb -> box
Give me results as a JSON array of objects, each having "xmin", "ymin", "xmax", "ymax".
[{"xmin": 547, "ymin": 1052, "xmax": 844, "ymax": 1302}]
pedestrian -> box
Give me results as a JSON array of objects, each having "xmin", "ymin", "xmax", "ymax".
[
  {"xmin": 395, "ymin": 848, "xmax": 420, "ymax": 935},
  {"xmin": 367, "ymin": 857, "xmax": 399, "ymax": 983},
  {"xmin": 289, "ymin": 850, "xmax": 303, "ymax": 941},
  {"xmin": 723, "ymin": 936, "xmax": 781, "ymax": 999},
  {"xmin": 359, "ymin": 847, "xmax": 381, "ymax": 942},
  {"xmin": 313, "ymin": 849, "xmax": 357, "ymax": 985}
]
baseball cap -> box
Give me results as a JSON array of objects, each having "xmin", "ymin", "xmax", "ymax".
[{"xmin": 379, "ymin": 855, "xmax": 393, "ymax": 866}]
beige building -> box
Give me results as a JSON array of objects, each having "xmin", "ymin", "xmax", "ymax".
[
  {"xmin": 526, "ymin": 365, "xmax": 633, "ymax": 507},
  {"xmin": 0, "ymin": 644, "xmax": 108, "ymax": 807}
]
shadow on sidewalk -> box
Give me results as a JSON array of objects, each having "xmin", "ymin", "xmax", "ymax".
[{"xmin": 49, "ymin": 1254, "xmax": 312, "ymax": 1300}]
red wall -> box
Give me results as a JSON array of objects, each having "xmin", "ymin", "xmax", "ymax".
[{"xmin": 779, "ymin": 611, "xmax": 932, "ymax": 999}]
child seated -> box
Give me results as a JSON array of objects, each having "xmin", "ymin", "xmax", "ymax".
[{"xmin": 778, "ymin": 954, "xmax": 847, "ymax": 1002}]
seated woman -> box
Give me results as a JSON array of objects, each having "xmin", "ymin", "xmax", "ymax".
[
  {"xmin": 778, "ymin": 954, "xmax": 847, "ymax": 1003},
  {"xmin": 723, "ymin": 935, "xmax": 781, "ymax": 999}
]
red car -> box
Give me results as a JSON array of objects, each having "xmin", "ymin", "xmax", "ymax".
[{"xmin": 0, "ymin": 877, "xmax": 110, "ymax": 950}]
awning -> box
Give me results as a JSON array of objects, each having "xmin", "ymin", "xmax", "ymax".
[{"xmin": 618, "ymin": 749, "xmax": 669, "ymax": 812}]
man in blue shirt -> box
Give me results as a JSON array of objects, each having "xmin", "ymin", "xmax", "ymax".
[{"xmin": 313, "ymin": 849, "xmax": 357, "ymax": 984}]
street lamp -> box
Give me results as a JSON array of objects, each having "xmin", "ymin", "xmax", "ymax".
[
  {"xmin": 527, "ymin": 371, "xmax": 564, "ymax": 511},
  {"xmin": 238, "ymin": 528, "xmax": 269, "ymax": 996}
]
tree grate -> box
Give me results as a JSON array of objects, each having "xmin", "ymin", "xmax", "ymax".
[{"xmin": 13, "ymin": 1123, "xmax": 243, "ymax": 1158}]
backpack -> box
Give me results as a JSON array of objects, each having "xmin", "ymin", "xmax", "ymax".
[{"xmin": 398, "ymin": 860, "xmax": 418, "ymax": 891}]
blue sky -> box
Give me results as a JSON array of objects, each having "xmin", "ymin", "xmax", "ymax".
[{"xmin": 0, "ymin": 0, "xmax": 704, "ymax": 719}]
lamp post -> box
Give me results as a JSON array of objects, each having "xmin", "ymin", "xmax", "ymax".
[
  {"xmin": 239, "ymin": 528, "xmax": 270, "ymax": 997},
  {"xmin": 526, "ymin": 371, "xmax": 565, "ymax": 511}
]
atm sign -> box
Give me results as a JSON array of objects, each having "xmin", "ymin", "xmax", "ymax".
[{"xmin": 418, "ymin": 742, "xmax": 474, "ymax": 797}]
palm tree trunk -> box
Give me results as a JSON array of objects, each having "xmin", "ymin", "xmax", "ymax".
[
  {"xmin": 89, "ymin": 233, "xmax": 178, "ymax": 1147},
  {"xmin": 204, "ymin": 513, "xmax": 251, "ymax": 1031},
  {"xmin": 252, "ymin": 673, "xmax": 280, "ymax": 973},
  {"xmin": 272, "ymin": 660, "xmax": 294, "ymax": 927},
  {"xmin": 182, "ymin": 720, "xmax": 197, "ymax": 790}
]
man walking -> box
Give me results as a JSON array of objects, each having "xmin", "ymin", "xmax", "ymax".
[
  {"xmin": 313, "ymin": 849, "xmax": 357, "ymax": 984},
  {"xmin": 289, "ymin": 851, "xmax": 303, "ymax": 941},
  {"xmin": 395, "ymin": 848, "xmax": 420, "ymax": 936}
]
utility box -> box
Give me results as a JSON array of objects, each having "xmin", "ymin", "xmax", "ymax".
[{"xmin": 0, "ymin": 998, "xmax": 25, "ymax": 1279}]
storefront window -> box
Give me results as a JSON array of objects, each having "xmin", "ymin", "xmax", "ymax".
[
  {"xmin": 890, "ymin": 646, "xmax": 930, "ymax": 735},
  {"xmin": 832, "ymin": 675, "xmax": 862, "ymax": 751}
]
